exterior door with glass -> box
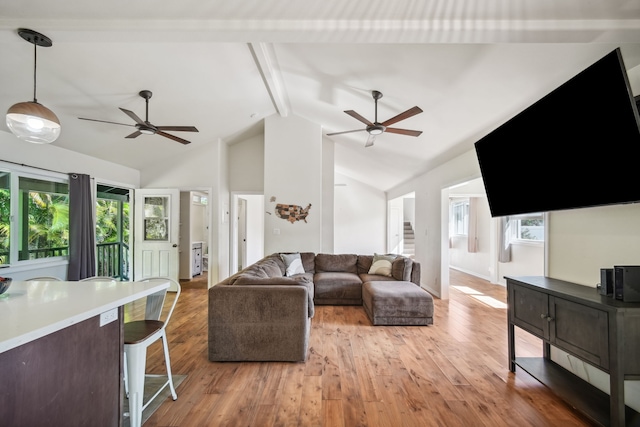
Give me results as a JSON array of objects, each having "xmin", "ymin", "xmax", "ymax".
[{"xmin": 134, "ymin": 189, "xmax": 180, "ymax": 289}]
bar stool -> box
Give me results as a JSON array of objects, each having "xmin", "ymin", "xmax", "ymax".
[{"xmin": 123, "ymin": 277, "xmax": 181, "ymax": 427}]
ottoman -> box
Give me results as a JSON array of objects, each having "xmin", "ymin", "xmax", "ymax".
[{"xmin": 362, "ymin": 281, "xmax": 434, "ymax": 326}]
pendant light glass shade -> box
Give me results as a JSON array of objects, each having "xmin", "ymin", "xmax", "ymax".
[
  {"xmin": 6, "ymin": 28, "xmax": 60, "ymax": 144},
  {"xmin": 6, "ymin": 101, "xmax": 61, "ymax": 144}
]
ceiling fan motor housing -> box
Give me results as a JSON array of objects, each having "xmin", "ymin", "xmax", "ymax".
[{"xmin": 367, "ymin": 124, "xmax": 386, "ymax": 135}]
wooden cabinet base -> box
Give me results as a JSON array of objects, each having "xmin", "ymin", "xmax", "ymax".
[
  {"xmin": 516, "ymin": 357, "xmax": 640, "ymax": 426},
  {"xmin": 0, "ymin": 310, "xmax": 123, "ymax": 427}
]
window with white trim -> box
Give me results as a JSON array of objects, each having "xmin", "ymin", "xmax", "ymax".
[
  {"xmin": 450, "ymin": 199, "xmax": 469, "ymax": 236},
  {"xmin": 0, "ymin": 166, "xmax": 70, "ymax": 266},
  {"xmin": 510, "ymin": 213, "xmax": 544, "ymax": 242}
]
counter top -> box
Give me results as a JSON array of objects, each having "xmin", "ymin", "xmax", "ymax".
[{"xmin": 0, "ymin": 279, "xmax": 169, "ymax": 353}]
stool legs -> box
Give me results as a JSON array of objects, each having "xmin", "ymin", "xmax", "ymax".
[
  {"xmin": 125, "ymin": 343, "xmax": 147, "ymax": 427},
  {"xmin": 160, "ymin": 330, "xmax": 177, "ymax": 400}
]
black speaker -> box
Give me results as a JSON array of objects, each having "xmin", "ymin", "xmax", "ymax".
[
  {"xmin": 599, "ymin": 268, "xmax": 613, "ymax": 296},
  {"xmin": 614, "ymin": 265, "xmax": 640, "ymax": 302}
]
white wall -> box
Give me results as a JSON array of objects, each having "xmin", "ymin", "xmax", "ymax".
[
  {"xmin": 244, "ymin": 194, "xmax": 265, "ymax": 264},
  {"xmin": 334, "ymin": 172, "xmax": 386, "ymax": 254},
  {"xmin": 322, "ymin": 137, "xmax": 335, "ymax": 253},
  {"xmin": 228, "ymin": 135, "xmax": 264, "ymax": 192},
  {"xmin": 548, "ymin": 203, "xmax": 640, "ymax": 286},
  {"xmin": 264, "ymin": 114, "xmax": 322, "ymax": 254},
  {"xmin": 0, "ymin": 131, "xmax": 139, "ymax": 187}
]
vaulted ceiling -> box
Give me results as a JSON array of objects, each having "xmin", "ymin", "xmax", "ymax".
[{"xmin": 1, "ymin": 1, "xmax": 639, "ymax": 190}]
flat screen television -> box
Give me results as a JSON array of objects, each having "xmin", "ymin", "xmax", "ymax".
[{"xmin": 475, "ymin": 48, "xmax": 640, "ymax": 217}]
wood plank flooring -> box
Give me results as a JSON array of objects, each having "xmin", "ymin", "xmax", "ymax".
[{"xmin": 139, "ymin": 270, "xmax": 594, "ymax": 426}]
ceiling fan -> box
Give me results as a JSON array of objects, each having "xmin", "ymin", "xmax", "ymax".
[
  {"xmin": 78, "ymin": 90, "xmax": 198, "ymax": 145},
  {"xmin": 327, "ymin": 90, "xmax": 423, "ymax": 147}
]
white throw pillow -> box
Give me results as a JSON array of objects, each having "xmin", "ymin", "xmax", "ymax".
[
  {"xmin": 368, "ymin": 253, "xmax": 396, "ymax": 277},
  {"xmin": 280, "ymin": 253, "xmax": 306, "ymax": 276}
]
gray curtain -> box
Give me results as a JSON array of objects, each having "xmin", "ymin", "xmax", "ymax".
[
  {"xmin": 498, "ymin": 216, "xmax": 512, "ymax": 263},
  {"xmin": 67, "ymin": 173, "xmax": 96, "ymax": 280}
]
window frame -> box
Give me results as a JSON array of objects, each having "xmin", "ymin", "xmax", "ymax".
[
  {"xmin": 2, "ymin": 164, "xmax": 70, "ymax": 269},
  {"xmin": 509, "ymin": 213, "xmax": 545, "ymax": 244},
  {"xmin": 450, "ymin": 198, "xmax": 470, "ymax": 236}
]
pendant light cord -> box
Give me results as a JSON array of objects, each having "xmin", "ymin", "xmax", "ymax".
[{"xmin": 33, "ymin": 41, "xmax": 38, "ymax": 103}]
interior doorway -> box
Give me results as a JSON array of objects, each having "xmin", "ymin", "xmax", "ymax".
[
  {"xmin": 387, "ymin": 192, "xmax": 415, "ymax": 257},
  {"xmin": 230, "ymin": 193, "xmax": 264, "ymax": 275},
  {"xmin": 178, "ymin": 189, "xmax": 212, "ymax": 287}
]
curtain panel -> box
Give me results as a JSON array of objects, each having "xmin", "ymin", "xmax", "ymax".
[{"xmin": 67, "ymin": 173, "xmax": 96, "ymax": 280}]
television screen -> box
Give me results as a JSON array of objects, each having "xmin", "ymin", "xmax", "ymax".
[{"xmin": 475, "ymin": 48, "xmax": 640, "ymax": 217}]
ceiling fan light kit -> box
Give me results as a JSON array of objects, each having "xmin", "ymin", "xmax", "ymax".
[
  {"xmin": 327, "ymin": 90, "xmax": 423, "ymax": 147},
  {"xmin": 6, "ymin": 28, "xmax": 61, "ymax": 144},
  {"xmin": 78, "ymin": 89, "xmax": 199, "ymax": 145}
]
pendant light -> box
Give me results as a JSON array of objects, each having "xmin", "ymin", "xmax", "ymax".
[{"xmin": 6, "ymin": 28, "xmax": 60, "ymax": 144}]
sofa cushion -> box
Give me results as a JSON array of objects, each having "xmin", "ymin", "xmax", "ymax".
[
  {"xmin": 392, "ymin": 256, "xmax": 413, "ymax": 282},
  {"xmin": 300, "ymin": 252, "xmax": 316, "ymax": 274},
  {"xmin": 281, "ymin": 253, "xmax": 306, "ymax": 276},
  {"xmin": 313, "ymin": 271, "xmax": 362, "ymax": 303},
  {"xmin": 362, "ymin": 280, "xmax": 434, "ymax": 326},
  {"xmin": 357, "ymin": 255, "xmax": 373, "ymax": 274},
  {"xmin": 228, "ymin": 264, "xmax": 269, "ymax": 285},
  {"xmin": 233, "ymin": 275, "xmax": 315, "ymax": 317},
  {"xmin": 315, "ymin": 253, "xmax": 358, "ymax": 273},
  {"xmin": 359, "ymin": 273, "xmax": 397, "ymax": 284},
  {"xmin": 258, "ymin": 256, "xmax": 285, "ymax": 277}
]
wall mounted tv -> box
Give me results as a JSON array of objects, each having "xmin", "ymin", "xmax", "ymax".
[{"xmin": 475, "ymin": 48, "xmax": 640, "ymax": 217}]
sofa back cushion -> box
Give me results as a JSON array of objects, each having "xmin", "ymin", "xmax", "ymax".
[
  {"xmin": 357, "ymin": 255, "xmax": 373, "ymax": 274},
  {"xmin": 315, "ymin": 253, "xmax": 358, "ymax": 273},
  {"xmin": 392, "ymin": 256, "xmax": 413, "ymax": 281},
  {"xmin": 258, "ymin": 255, "xmax": 285, "ymax": 277},
  {"xmin": 228, "ymin": 263, "xmax": 269, "ymax": 285}
]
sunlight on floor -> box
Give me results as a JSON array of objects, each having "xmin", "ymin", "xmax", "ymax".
[
  {"xmin": 471, "ymin": 295, "xmax": 508, "ymax": 309},
  {"xmin": 451, "ymin": 286, "xmax": 482, "ymax": 295},
  {"xmin": 452, "ymin": 285, "xmax": 507, "ymax": 309}
]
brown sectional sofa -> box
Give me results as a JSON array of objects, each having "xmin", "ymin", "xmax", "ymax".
[{"xmin": 208, "ymin": 252, "xmax": 431, "ymax": 362}]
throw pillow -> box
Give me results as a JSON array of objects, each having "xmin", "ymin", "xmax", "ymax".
[
  {"xmin": 368, "ymin": 253, "xmax": 397, "ymax": 277},
  {"xmin": 280, "ymin": 252, "xmax": 306, "ymax": 276}
]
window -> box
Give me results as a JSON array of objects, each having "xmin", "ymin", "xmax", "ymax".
[
  {"xmin": 450, "ymin": 199, "xmax": 469, "ymax": 235},
  {"xmin": 510, "ymin": 213, "xmax": 544, "ymax": 242},
  {"xmin": 96, "ymin": 184, "xmax": 131, "ymax": 280},
  {"xmin": 0, "ymin": 173, "xmax": 9, "ymax": 265},
  {"xmin": 0, "ymin": 166, "xmax": 70, "ymax": 266},
  {"xmin": 18, "ymin": 176, "xmax": 69, "ymax": 261}
]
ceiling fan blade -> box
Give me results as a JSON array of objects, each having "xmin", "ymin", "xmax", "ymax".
[
  {"xmin": 384, "ymin": 127, "xmax": 423, "ymax": 137},
  {"xmin": 157, "ymin": 130, "xmax": 191, "ymax": 145},
  {"xmin": 125, "ymin": 130, "xmax": 142, "ymax": 139},
  {"xmin": 344, "ymin": 110, "xmax": 374, "ymax": 126},
  {"xmin": 78, "ymin": 117, "xmax": 135, "ymax": 127},
  {"xmin": 156, "ymin": 126, "xmax": 199, "ymax": 132},
  {"xmin": 119, "ymin": 108, "xmax": 146, "ymax": 125},
  {"xmin": 365, "ymin": 134, "xmax": 376, "ymax": 147},
  {"xmin": 326, "ymin": 128, "xmax": 366, "ymax": 136},
  {"xmin": 381, "ymin": 106, "xmax": 423, "ymax": 127}
]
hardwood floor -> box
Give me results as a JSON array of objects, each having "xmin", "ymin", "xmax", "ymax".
[{"xmin": 141, "ymin": 269, "xmax": 593, "ymax": 426}]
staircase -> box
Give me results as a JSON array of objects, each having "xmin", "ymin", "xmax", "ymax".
[{"xmin": 403, "ymin": 221, "xmax": 415, "ymax": 259}]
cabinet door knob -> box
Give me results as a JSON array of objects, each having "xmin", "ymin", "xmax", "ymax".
[
  {"xmin": 540, "ymin": 313, "xmax": 547, "ymax": 319},
  {"xmin": 546, "ymin": 316, "xmax": 554, "ymax": 322}
]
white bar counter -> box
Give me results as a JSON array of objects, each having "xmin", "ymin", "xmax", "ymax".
[{"xmin": 0, "ymin": 279, "xmax": 169, "ymax": 353}]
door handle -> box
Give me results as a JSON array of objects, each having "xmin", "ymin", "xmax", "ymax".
[{"xmin": 173, "ymin": 244, "xmax": 178, "ymax": 247}]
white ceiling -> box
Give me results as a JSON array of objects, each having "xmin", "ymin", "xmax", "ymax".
[{"xmin": 1, "ymin": 1, "xmax": 640, "ymax": 191}]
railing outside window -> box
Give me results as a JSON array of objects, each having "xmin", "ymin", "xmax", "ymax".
[{"xmin": 96, "ymin": 242, "xmax": 129, "ymax": 280}]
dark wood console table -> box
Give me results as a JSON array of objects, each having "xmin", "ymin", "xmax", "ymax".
[{"xmin": 506, "ymin": 276, "xmax": 640, "ymax": 427}]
